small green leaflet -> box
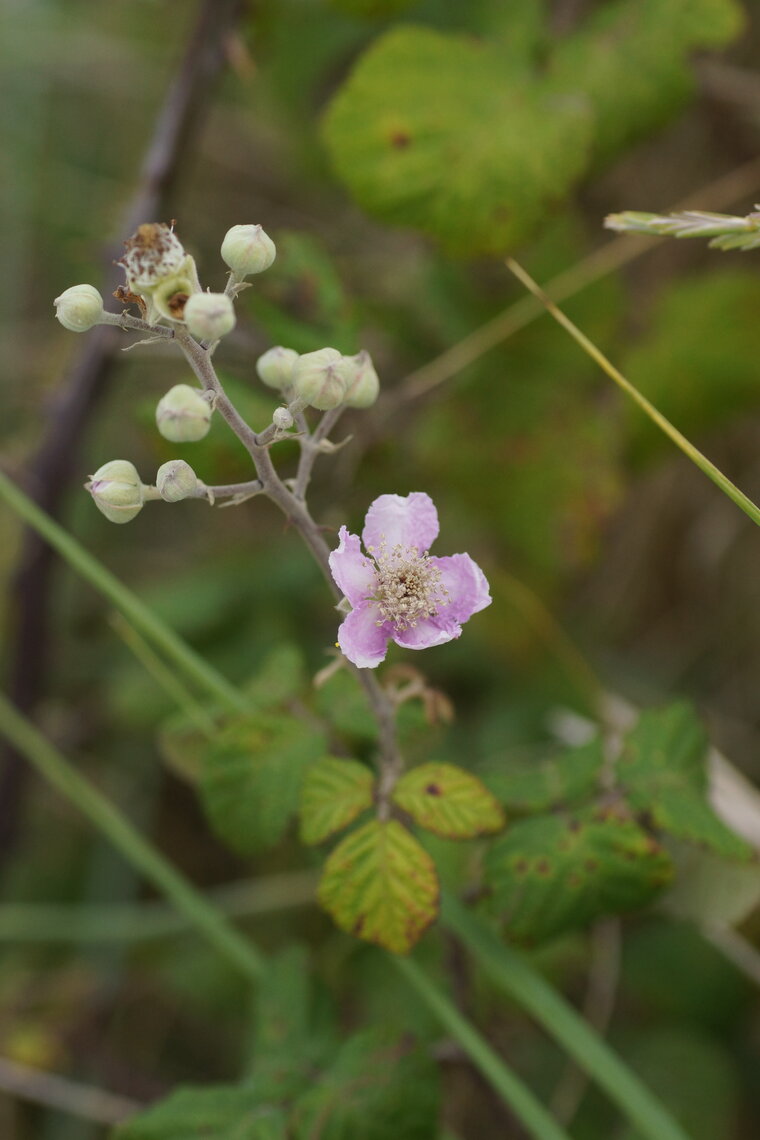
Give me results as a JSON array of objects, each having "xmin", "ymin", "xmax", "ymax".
[
  {"xmin": 299, "ymin": 756, "xmax": 374, "ymax": 845},
  {"xmin": 318, "ymin": 820, "xmax": 439, "ymax": 954},
  {"xmin": 484, "ymin": 808, "xmax": 673, "ymax": 944},
  {"xmin": 392, "ymin": 762, "xmax": 505, "ymax": 839},
  {"xmin": 113, "ymin": 1086, "xmax": 287, "ymax": 1140},
  {"xmin": 618, "ymin": 703, "xmax": 753, "ymax": 861},
  {"xmin": 201, "ymin": 713, "xmax": 327, "ymax": 856}
]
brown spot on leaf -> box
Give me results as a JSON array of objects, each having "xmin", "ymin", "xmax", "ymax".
[
  {"xmin": 536, "ymin": 859, "xmax": 551, "ymax": 876},
  {"xmin": 390, "ymin": 130, "xmax": 411, "ymax": 149},
  {"xmin": 352, "ymin": 915, "xmax": 365, "ymax": 936},
  {"xmin": 425, "ymin": 783, "xmax": 442, "ymax": 796}
]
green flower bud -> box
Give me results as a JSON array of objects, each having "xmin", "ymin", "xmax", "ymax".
[
  {"xmin": 184, "ymin": 292, "xmax": 236, "ymax": 341},
  {"xmin": 272, "ymin": 406, "xmax": 294, "ymax": 431},
  {"xmin": 156, "ymin": 384, "xmax": 212, "ymax": 442},
  {"xmin": 120, "ymin": 223, "xmax": 186, "ymax": 292},
  {"xmin": 291, "ymin": 347, "xmax": 348, "ymax": 411},
  {"xmin": 221, "ymin": 224, "xmax": 276, "ymax": 276},
  {"xmin": 156, "ymin": 460, "xmax": 199, "ymax": 502},
  {"xmin": 54, "ymin": 285, "xmax": 105, "ymax": 332},
  {"xmin": 86, "ymin": 460, "xmax": 144, "ymax": 524},
  {"xmin": 151, "ymin": 271, "xmax": 195, "ymax": 322},
  {"xmin": 340, "ymin": 349, "xmax": 380, "ymax": 408},
  {"xmin": 256, "ymin": 346, "xmax": 299, "ymax": 391}
]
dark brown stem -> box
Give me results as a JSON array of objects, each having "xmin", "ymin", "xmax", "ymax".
[{"xmin": 2, "ymin": 0, "xmax": 248, "ymax": 864}]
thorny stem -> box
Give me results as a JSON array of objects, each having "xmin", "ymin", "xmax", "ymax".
[{"xmin": 174, "ymin": 329, "xmax": 404, "ymax": 803}]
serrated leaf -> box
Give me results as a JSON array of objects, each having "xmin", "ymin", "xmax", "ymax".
[
  {"xmin": 485, "ymin": 809, "xmax": 673, "ymax": 943},
  {"xmin": 323, "ymin": 26, "xmax": 592, "ymax": 256},
  {"xmin": 201, "ymin": 714, "xmax": 327, "ymax": 856},
  {"xmin": 290, "ymin": 1030, "xmax": 439, "ymax": 1140},
  {"xmin": 392, "ymin": 762, "xmax": 504, "ymax": 838},
  {"xmin": 619, "ymin": 704, "xmax": 753, "ymax": 861},
  {"xmin": 318, "ymin": 820, "xmax": 439, "ymax": 953},
  {"xmin": 113, "ymin": 1086, "xmax": 287, "ymax": 1140},
  {"xmin": 300, "ymin": 756, "xmax": 374, "ymax": 845},
  {"xmin": 314, "ymin": 670, "xmax": 379, "ymax": 745},
  {"xmin": 483, "ymin": 739, "xmax": 604, "ymax": 813}
]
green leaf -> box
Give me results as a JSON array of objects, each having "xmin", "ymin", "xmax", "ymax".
[
  {"xmin": 318, "ymin": 819, "xmax": 439, "ymax": 953},
  {"xmin": 299, "ymin": 756, "xmax": 375, "ymax": 845},
  {"xmin": 548, "ymin": 0, "xmax": 742, "ymax": 164},
  {"xmin": 113, "ymin": 1086, "xmax": 287, "ymax": 1140},
  {"xmin": 322, "ymin": 26, "xmax": 592, "ymax": 256},
  {"xmin": 201, "ymin": 714, "xmax": 327, "ymax": 856},
  {"xmin": 484, "ymin": 808, "xmax": 673, "ymax": 943},
  {"xmin": 619, "ymin": 704, "xmax": 753, "ymax": 860},
  {"xmin": 393, "ymin": 762, "xmax": 505, "ymax": 838},
  {"xmin": 314, "ymin": 670, "xmax": 378, "ymax": 745},
  {"xmin": 290, "ymin": 1030, "xmax": 439, "ymax": 1140},
  {"xmin": 482, "ymin": 739, "xmax": 604, "ymax": 813}
]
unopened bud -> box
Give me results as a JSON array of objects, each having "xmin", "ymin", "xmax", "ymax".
[
  {"xmin": 156, "ymin": 460, "xmax": 199, "ymax": 502},
  {"xmin": 120, "ymin": 223, "xmax": 186, "ymax": 292},
  {"xmin": 54, "ymin": 285, "xmax": 105, "ymax": 332},
  {"xmin": 156, "ymin": 385, "xmax": 212, "ymax": 442},
  {"xmin": 221, "ymin": 224, "xmax": 276, "ymax": 276},
  {"xmin": 291, "ymin": 347, "xmax": 347, "ymax": 411},
  {"xmin": 256, "ymin": 346, "xmax": 299, "ymax": 391},
  {"xmin": 184, "ymin": 292, "xmax": 236, "ymax": 341},
  {"xmin": 86, "ymin": 460, "xmax": 144, "ymax": 524},
  {"xmin": 272, "ymin": 407, "xmax": 294, "ymax": 431},
  {"xmin": 340, "ymin": 350, "xmax": 380, "ymax": 408}
]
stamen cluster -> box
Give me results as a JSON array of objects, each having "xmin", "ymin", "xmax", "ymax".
[{"xmin": 370, "ymin": 540, "xmax": 448, "ymax": 630}]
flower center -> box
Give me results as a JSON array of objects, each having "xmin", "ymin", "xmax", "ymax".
[{"xmin": 369, "ymin": 540, "xmax": 448, "ymax": 629}]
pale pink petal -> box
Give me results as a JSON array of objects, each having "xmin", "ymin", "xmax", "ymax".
[
  {"xmin": 337, "ymin": 603, "xmax": 392, "ymax": 669},
  {"xmin": 362, "ymin": 492, "xmax": 439, "ymax": 554},
  {"xmin": 392, "ymin": 614, "xmax": 461, "ymax": 651},
  {"xmin": 329, "ymin": 526, "xmax": 377, "ymax": 606},
  {"xmin": 431, "ymin": 554, "xmax": 492, "ymax": 624}
]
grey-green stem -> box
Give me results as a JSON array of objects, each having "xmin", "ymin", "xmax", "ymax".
[{"xmin": 173, "ymin": 328, "xmax": 402, "ymax": 802}]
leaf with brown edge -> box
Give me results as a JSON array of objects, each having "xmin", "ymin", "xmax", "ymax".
[
  {"xmin": 392, "ymin": 762, "xmax": 505, "ymax": 838},
  {"xmin": 318, "ymin": 820, "xmax": 439, "ymax": 954},
  {"xmin": 299, "ymin": 756, "xmax": 375, "ymax": 845}
]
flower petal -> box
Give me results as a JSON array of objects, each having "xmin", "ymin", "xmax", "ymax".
[
  {"xmin": 362, "ymin": 492, "xmax": 439, "ymax": 554},
  {"xmin": 431, "ymin": 554, "xmax": 492, "ymax": 624},
  {"xmin": 337, "ymin": 603, "xmax": 392, "ymax": 669},
  {"xmin": 329, "ymin": 526, "xmax": 377, "ymax": 606},
  {"xmin": 392, "ymin": 614, "xmax": 461, "ymax": 651}
]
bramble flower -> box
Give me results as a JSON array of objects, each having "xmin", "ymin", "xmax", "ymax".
[{"xmin": 329, "ymin": 492, "xmax": 491, "ymax": 669}]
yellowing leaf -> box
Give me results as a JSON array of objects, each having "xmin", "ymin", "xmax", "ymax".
[
  {"xmin": 299, "ymin": 756, "xmax": 375, "ymax": 845},
  {"xmin": 318, "ymin": 820, "xmax": 439, "ymax": 954},
  {"xmin": 392, "ymin": 762, "xmax": 505, "ymax": 838}
]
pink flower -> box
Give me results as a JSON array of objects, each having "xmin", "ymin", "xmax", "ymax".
[{"xmin": 329, "ymin": 492, "xmax": 491, "ymax": 669}]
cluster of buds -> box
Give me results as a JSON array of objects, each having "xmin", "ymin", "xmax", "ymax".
[
  {"xmin": 56, "ymin": 220, "xmax": 381, "ymax": 526},
  {"xmin": 256, "ymin": 345, "xmax": 380, "ymax": 410}
]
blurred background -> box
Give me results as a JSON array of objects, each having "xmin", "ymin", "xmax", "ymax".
[{"xmin": 1, "ymin": 0, "xmax": 760, "ymax": 1136}]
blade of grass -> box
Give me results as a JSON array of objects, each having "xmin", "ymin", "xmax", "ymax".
[
  {"xmin": 0, "ymin": 692, "xmax": 264, "ymax": 982},
  {"xmin": 505, "ymin": 258, "xmax": 760, "ymax": 530},
  {"xmin": 391, "ymin": 956, "xmax": 572, "ymax": 1140},
  {"xmin": 441, "ymin": 893, "xmax": 692, "ymax": 1140}
]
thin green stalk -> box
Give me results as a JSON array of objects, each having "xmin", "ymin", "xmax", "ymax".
[
  {"xmin": 109, "ymin": 613, "xmax": 216, "ymax": 737},
  {"xmin": 0, "ymin": 871, "xmax": 319, "ymax": 944},
  {"xmin": 441, "ymin": 894, "xmax": 692, "ymax": 1140},
  {"xmin": 392, "ymin": 956, "xmax": 571, "ymax": 1140},
  {"xmin": 0, "ymin": 470, "xmax": 247, "ymax": 716},
  {"xmin": 506, "ymin": 259, "xmax": 760, "ymax": 530},
  {"xmin": 0, "ymin": 692, "xmax": 264, "ymax": 982}
]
